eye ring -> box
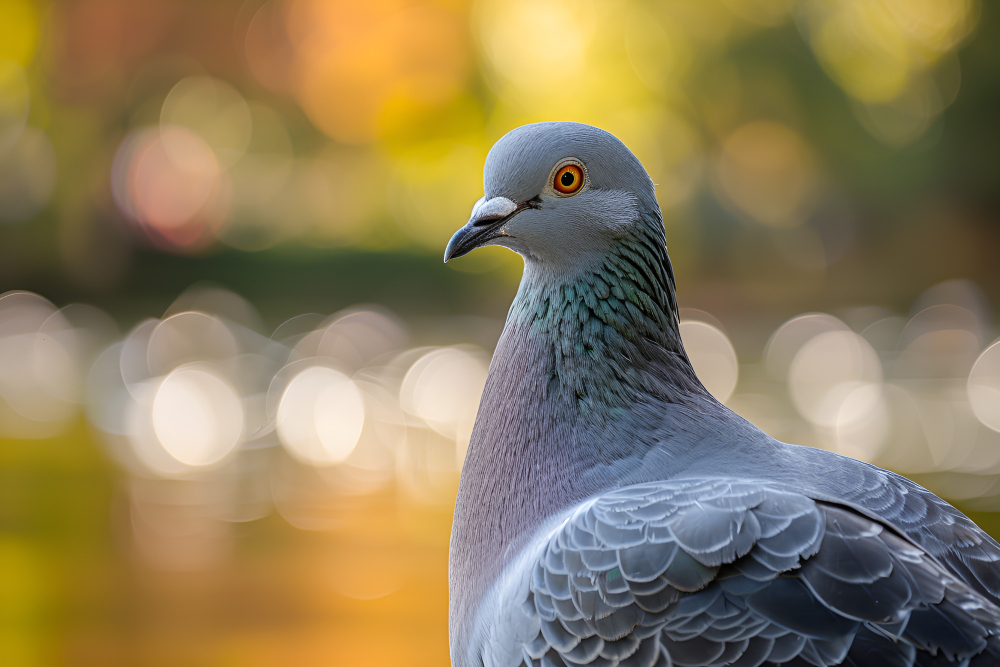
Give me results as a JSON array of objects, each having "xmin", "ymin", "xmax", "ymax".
[{"xmin": 552, "ymin": 162, "xmax": 585, "ymax": 196}]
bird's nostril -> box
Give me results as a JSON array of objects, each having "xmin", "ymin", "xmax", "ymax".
[{"xmin": 472, "ymin": 198, "xmax": 540, "ymax": 227}]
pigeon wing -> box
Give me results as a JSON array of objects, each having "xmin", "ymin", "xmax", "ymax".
[
  {"xmin": 825, "ymin": 461, "xmax": 1000, "ymax": 607},
  {"xmin": 481, "ymin": 478, "xmax": 1000, "ymax": 667}
]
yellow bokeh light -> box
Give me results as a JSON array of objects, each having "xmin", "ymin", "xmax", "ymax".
[
  {"xmin": 883, "ymin": 0, "xmax": 979, "ymax": 54},
  {"xmin": 475, "ymin": 0, "xmax": 592, "ymax": 94},
  {"xmin": 803, "ymin": 0, "xmax": 978, "ymax": 105},
  {"xmin": 0, "ymin": 0, "xmax": 40, "ymax": 65},
  {"xmin": 283, "ymin": 0, "xmax": 471, "ymax": 144},
  {"xmin": 474, "ymin": 0, "xmax": 658, "ymax": 125}
]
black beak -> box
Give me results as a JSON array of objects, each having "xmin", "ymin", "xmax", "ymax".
[{"xmin": 444, "ymin": 197, "xmax": 538, "ymax": 262}]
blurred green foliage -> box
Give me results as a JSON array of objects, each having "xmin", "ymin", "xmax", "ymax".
[{"xmin": 0, "ymin": 0, "xmax": 996, "ymax": 325}]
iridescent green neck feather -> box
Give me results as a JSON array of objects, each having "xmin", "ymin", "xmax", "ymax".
[{"xmin": 505, "ymin": 212, "xmax": 693, "ymax": 417}]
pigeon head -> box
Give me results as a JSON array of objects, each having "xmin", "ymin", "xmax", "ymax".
[
  {"xmin": 445, "ymin": 122, "xmax": 660, "ymax": 270},
  {"xmin": 445, "ymin": 121, "xmax": 686, "ymax": 381}
]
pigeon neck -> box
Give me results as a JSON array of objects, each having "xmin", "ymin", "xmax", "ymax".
[
  {"xmin": 510, "ymin": 221, "xmax": 689, "ymax": 405},
  {"xmin": 449, "ymin": 224, "xmax": 708, "ymax": 645}
]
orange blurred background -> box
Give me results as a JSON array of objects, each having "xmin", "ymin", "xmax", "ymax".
[{"xmin": 2, "ymin": 0, "xmax": 1000, "ymax": 665}]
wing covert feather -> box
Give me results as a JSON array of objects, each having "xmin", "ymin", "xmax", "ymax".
[
  {"xmin": 478, "ymin": 479, "xmax": 1000, "ymax": 667},
  {"xmin": 829, "ymin": 464, "xmax": 1000, "ymax": 606}
]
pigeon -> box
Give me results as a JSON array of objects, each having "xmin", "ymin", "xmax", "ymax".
[{"xmin": 443, "ymin": 122, "xmax": 1000, "ymax": 667}]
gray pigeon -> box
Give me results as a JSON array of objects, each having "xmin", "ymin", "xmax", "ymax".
[{"xmin": 443, "ymin": 122, "xmax": 1000, "ymax": 667}]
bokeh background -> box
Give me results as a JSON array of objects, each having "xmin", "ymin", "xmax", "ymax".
[{"xmin": 2, "ymin": 0, "xmax": 1000, "ymax": 665}]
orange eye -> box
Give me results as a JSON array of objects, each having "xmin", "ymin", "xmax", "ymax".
[{"xmin": 553, "ymin": 164, "xmax": 584, "ymax": 195}]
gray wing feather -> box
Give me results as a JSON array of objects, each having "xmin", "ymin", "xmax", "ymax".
[
  {"xmin": 829, "ymin": 463, "xmax": 1000, "ymax": 606},
  {"xmin": 482, "ymin": 478, "xmax": 1000, "ymax": 667}
]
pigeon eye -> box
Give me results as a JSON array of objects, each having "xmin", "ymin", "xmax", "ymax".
[{"xmin": 553, "ymin": 164, "xmax": 584, "ymax": 195}]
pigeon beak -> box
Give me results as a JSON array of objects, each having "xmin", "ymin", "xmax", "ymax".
[{"xmin": 445, "ymin": 196, "xmax": 535, "ymax": 262}]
